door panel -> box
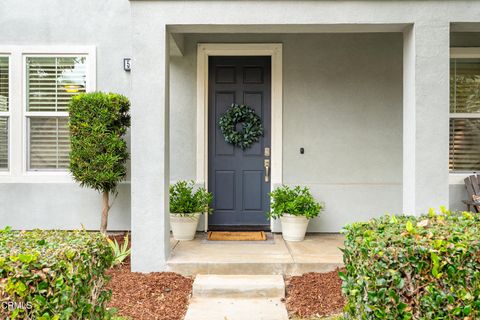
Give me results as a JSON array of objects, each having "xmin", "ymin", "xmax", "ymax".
[
  {"xmin": 214, "ymin": 92, "xmax": 235, "ymax": 155},
  {"xmin": 214, "ymin": 171, "xmax": 235, "ymax": 210},
  {"xmin": 243, "ymin": 170, "xmax": 263, "ymax": 210},
  {"xmin": 208, "ymin": 56, "xmax": 271, "ymax": 230}
]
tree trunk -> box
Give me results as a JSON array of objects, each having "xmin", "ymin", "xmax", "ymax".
[{"xmin": 100, "ymin": 191, "xmax": 110, "ymax": 234}]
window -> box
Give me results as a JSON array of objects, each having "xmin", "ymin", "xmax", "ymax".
[
  {"xmin": 0, "ymin": 56, "xmax": 8, "ymax": 170},
  {"xmin": 450, "ymin": 56, "xmax": 480, "ymax": 172},
  {"xmin": 26, "ymin": 56, "xmax": 86, "ymax": 170}
]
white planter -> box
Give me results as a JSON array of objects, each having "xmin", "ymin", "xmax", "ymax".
[
  {"xmin": 280, "ymin": 214, "xmax": 309, "ymax": 241},
  {"xmin": 170, "ymin": 213, "xmax": 201, "ymax": 241}
]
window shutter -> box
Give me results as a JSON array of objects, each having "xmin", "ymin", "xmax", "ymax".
[
  {"xmin": 26, "ymin": 56, "xmax": 86, "ymax": 170},
  {"xmin": 29, "ymin": 117, "xmax": 70, "ymax": 170},
  {"xmin": 26, "ymin": 57, "xmax": 86, "ymax": 112},
  {"xmin": 450, "ymin": 119, "xmax": 480, "ymax": 171},
  {"xmin": 0, "ymin": 56, "xmax": 9, "ymax": 169},
  {"xmin": 450, "ymin": 58, "xmax": 480, "ymax": 172},
  {"xmin": 0, "ymin": 117, "xmax": 7, "ymax": 169},
  {"xmin": 0, "ymin": 56, "xmax": 8, "ymax": 112}
]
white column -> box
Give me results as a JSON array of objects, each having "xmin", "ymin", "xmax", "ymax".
[
  {"xmin": 130, "ymin": 20, "xmax": 170, "ymax": 272},
  {"xmin": 403, "ymin": 22, "xmax": 450, "ymax": 215}
]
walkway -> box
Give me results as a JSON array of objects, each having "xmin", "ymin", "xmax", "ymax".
[{"xmin": 184, "ymin": 274, "xmax": 289, "ymax": 320}]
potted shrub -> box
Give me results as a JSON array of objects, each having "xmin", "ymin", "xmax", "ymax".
[
  {"xmin": 170, "ymin": 180, "xmax": 213, "ymax": 240},
  {"xmin": 269, "ymin": 185, "xmax": 323, "ymax": 241}
]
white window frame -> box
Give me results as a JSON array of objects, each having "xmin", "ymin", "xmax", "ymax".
[
  {"xmin": 0, "ymin": 54, "xmax": 11, "ymax": 172},
  {"xmin": 449, "ymin": 48, "xmax": 480, "ymax": 184},
  {"xmin": 0, "ymin": 46, "xmax": 95, "ymax": 183}
]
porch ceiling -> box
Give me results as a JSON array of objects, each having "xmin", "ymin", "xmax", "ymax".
[
  {"xmin": 168, "ymin": 23, "xmax": 408, "ymax": 56},
  {"xmin": 167, "ymin": 23, "xmax": 409, "ymax": 34}
]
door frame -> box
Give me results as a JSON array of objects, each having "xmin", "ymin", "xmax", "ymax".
[{"xmin": 196, "ymin": 43, "xmax": 283, "ymax": 231}]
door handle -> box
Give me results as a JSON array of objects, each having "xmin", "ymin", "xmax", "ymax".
[{"xmin": 264, "ymin": 159, "xmax": 270, "ymax": 182}]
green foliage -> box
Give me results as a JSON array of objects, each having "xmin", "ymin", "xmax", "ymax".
[
  {"xmin": 170, "ymin": 180, "xmax": 213, "ymax": 216},
  {"xmin": 68, "ymin": 92, "xmax": 131, "ymax": 193},
  {"xmin": 107, "ymin": 235, "xmax": 131, "ymax": 267},
  {"xmin": 218, "ymin": 104, "xmax": 263, "ymax": 149},
  {"xmin": 0, "ymin": 227, "xmax": 114, "ymax": 319},
  {"xmin": 269, "ymin": 185, "xmax": 323, "ymax": 219},
  {"xmin": 341, "ymin": 208, "xmax": 480, "ymax": 319}
]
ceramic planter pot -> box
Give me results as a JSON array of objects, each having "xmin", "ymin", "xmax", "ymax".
[
  {"xmin": 280, "ymin": 214, "xmax": 309, "ymax": 241},
  {"xmin": 170, "ymin": 212, "xmax": 201, "ymax": 241}
]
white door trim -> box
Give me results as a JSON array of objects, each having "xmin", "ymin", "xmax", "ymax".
[{"xmin": 196, "ymin": 43, "xmax": 283, "ymax": 231}]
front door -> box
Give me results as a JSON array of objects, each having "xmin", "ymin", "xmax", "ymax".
[{"xmin": 208, "ymin": 56, "xmax": 271, "ymax": 230}]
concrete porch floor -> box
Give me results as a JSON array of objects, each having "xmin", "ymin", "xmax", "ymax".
[{"xmin": 166, "ymin": 233, "xmax": 344, "ymax": 275}]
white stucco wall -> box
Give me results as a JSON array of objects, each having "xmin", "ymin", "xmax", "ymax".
[
  {"xmin": 0, "ymin": 0, "xmax": 478, "ymax": 236},
  {"xmin": 171, "ymin": 33, "xmax": 404, "ymax": 232},
  {"xmin": 0, "ymin": 0, "xmax": 133, "ymax": 230}
]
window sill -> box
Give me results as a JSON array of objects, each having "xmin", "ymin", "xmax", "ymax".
[
  {"xmin": 0, "ymin": 173, "xmax": 131, "ymax": 184},
  {"xmin": 449, "ymin": 173, "xmax": 478, "ymax": 185},
  {"xmin": 0, "ymin": 173, "xmax": 74, "ymax": 183}
]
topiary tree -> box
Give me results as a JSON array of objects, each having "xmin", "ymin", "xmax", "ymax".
[{"xmin": 68, "ymin": 92, "xmax": 131, "ymax": 233}]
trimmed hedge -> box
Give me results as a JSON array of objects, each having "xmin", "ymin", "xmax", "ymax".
[
  {"xmin": 0, "ymin": 227, "xmax": 114, "ymax": 319},
  {"xmin": 341, "ymin": 208, "xmax": 480, "ymax": 319}
]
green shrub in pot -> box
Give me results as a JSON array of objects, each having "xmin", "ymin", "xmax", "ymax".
[
  {"xmin": 268, "ymin": 185, "xmax": 323, "ymax": 241},
  {"xmin": 169, "ymin": 181, "xmax": 212, "ymax": 240}
]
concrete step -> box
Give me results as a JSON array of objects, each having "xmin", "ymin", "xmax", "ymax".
[
  {"xmin": 192, "ymin": 274, "xmax": 285, "ymax": 298},
  {"xmin": 167, "ymin": 261, "xmax": 343, "ymax": 275},
  {"xmin": 184, "ymin": 297, "xmax": 289, "ymax": 320}
]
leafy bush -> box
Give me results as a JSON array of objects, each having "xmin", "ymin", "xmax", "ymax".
[
  {"xmin": 0, "ymin": 227, "xmax": 114, "ymax": 319},
  {"xmin": 341, "ymin": 208, "xmax": 480, "ymax": 319},
  {"xmin": 69, "ymin": 92, "xmax": 131, "ymax": 233},
  {"xmin": 107, "ymin": 235, "xmax": 131, "ymax": 266},
  {"xmin": 170, "ymin": 180, "xmax": 213, "ymax": 216},
  {"xmin": 269, "ymin": 185, "xmax": 323, "ymax": 219}
]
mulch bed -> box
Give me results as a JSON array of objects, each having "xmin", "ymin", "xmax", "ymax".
[
  {"xmin": 106, "ymin": 234, "xmax": 193, "ymax": 320},
  {"xmin": 285, "ymin": 269, "xmax": 346, "ymax": 318}
]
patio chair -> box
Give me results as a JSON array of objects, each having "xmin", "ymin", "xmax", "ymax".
[{"xmin": 463, "ymin": 174, "xmax": 480, "ymax": 213}]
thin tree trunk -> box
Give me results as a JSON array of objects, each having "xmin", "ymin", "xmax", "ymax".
[{"xmin": 101, "ymin": 191, "xmax": 110, "ymax": 234}]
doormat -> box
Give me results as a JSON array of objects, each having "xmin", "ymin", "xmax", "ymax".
[{"xmin": 207, "ymin": 231, "xmax": 267, "ymax": 241}]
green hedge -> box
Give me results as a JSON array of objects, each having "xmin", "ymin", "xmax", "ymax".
[
  {"xmin": 341, "ymin": 208, "xmax": 480, "ymax": 319},
  {"xmin": 0, "ymin": 228, "xmax": 114, "ymax": 319}
]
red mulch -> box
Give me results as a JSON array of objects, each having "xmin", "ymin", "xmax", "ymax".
[
  {"xmin": 106, "ymin": 234, "xmax": 193, "ymax": 320},
  {"xmin": 285, "ymin": 269, "xmax": 346, "ymax": 318}
]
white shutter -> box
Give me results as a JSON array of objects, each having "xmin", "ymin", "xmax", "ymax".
[
  {"xmin": 0, "ymin": 117, "xmax": 7, "ymax": 169},
  {"xmin": 26, "ymin": 56, "xmax": 86, "ymax": 170},
  {"xmin": 450, "ymin": 58, "xmax": 480, "ymax": 172},
  {"xmin": 0, "ymin": 56, "xmax": 8, "ymax": 169},
  {"xmin": 29, "ymin": 117, "xmax": 70, "ymax": 170},
  {"xmin": 26, "ymin": 57, "xmax": 86, "ymax": 112},
  {"xmin": 0, "ymin": 56, "xmax": 8, "ymax": 112},
  {"xmin": 450, "ymin": 119, "xmax": 480, "ymax": 172}
]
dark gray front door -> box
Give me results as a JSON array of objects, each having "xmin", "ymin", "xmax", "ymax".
[{"xmin": 208, "ymin": 56, "xmax": 271, "ymax": 230}]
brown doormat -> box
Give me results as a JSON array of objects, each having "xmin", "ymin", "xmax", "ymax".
[{"xmin": 207, "ymin": 231, "xmax": 267, "ymax": 241}]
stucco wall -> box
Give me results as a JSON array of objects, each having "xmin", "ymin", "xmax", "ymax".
[
  {"xmin": 171, "ymin": 33, "xmax": 404, "ymax": 232},
  {"xmin": 0, "ymin": 0, "xmax": 132, "ymax": 230},
  {"xmin": 0, "ymin": 0, "xmax": 477, "ymax": 232},
  {"xmin": 0, "ymin": 184, "xmax": 130, "ymax": 230}
]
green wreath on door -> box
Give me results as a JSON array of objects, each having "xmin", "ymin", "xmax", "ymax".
[{"xmin": 218, "ymin": 104, "xmax": 264, "ymax": 150}]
